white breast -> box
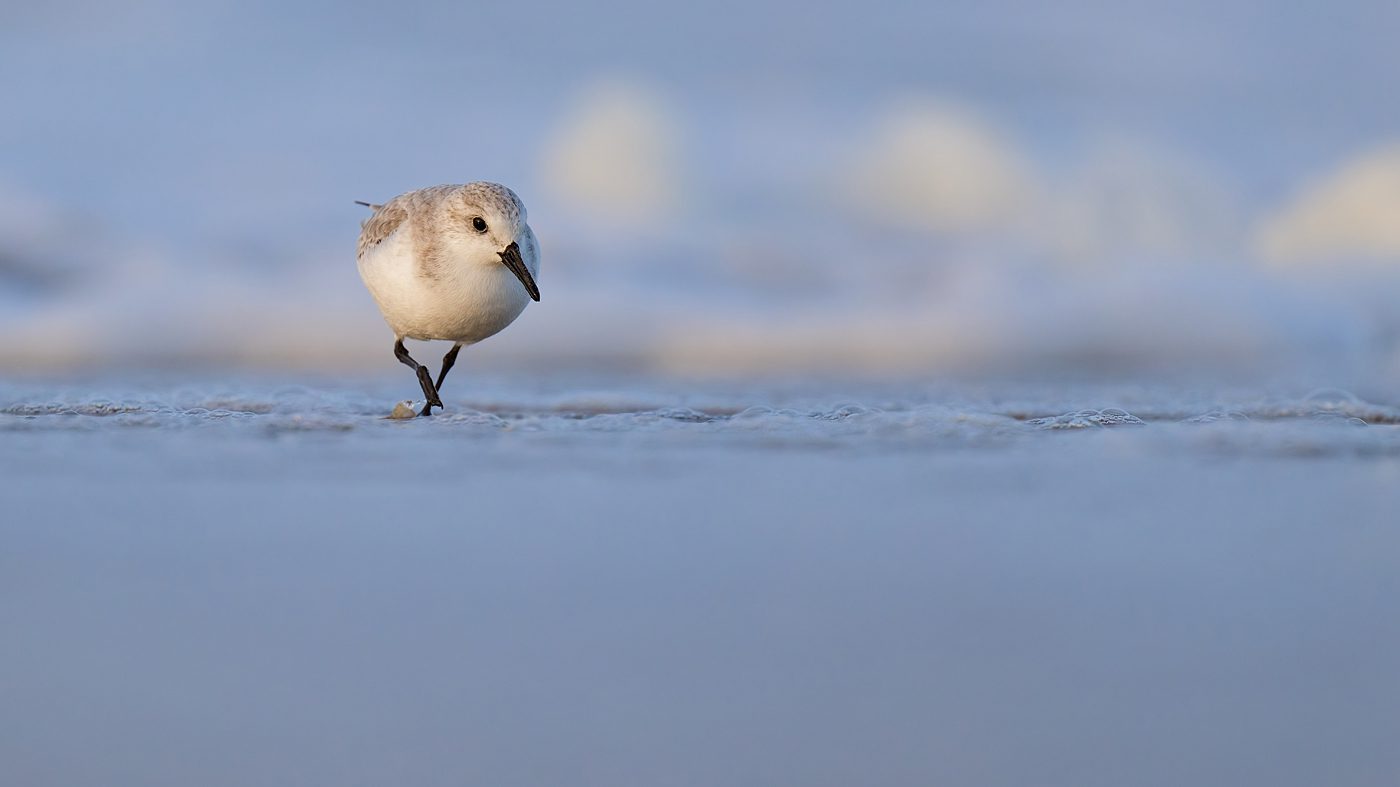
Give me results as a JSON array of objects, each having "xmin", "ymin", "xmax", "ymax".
[{"xmin": 357, "ymin": 225, "xmax": 535, "ymax": 344}]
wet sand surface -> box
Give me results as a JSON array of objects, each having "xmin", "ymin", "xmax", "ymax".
[{"xmin": 2, "ymin": 375, "xmax": 1398, "ymax": 787}]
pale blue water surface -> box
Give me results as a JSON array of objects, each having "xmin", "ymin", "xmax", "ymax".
[{"xmin": 2, "ymin": 373, "xmax": 1397, "ymax": 787}]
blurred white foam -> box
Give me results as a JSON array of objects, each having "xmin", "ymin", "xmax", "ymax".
[
  {"xmin": 1041, "ymin": 141, "xmax": 1242, "ymax": 266},
  {"xmin": 842, "ymin": 112, "xmax": 1244, "ymax": 267},
  {"xmin": 539, "ymin": 79, "xmax": 683, "ymax": 226},
  {"xmin": 848, "ymin": 101, "xmax": 1035, "ymax": 233},
  {"xmin": 1255, "ymin": 144, "xmax": 1400, "ymax": 266},
  {"xmin": 646, "ymin": 263, "xmax": 1363, "ymax": 377},
  {"xmin": 1, "ymin": 97, "xmax": 1396, "ymax": 379},
  {"xmin": 0, "ymin": 192, "xmax": 387, "ymax": 369}
]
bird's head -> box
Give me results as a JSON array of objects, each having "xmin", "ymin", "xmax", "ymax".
[{"xmin": 443, "ymin": 182, "xmax": 540, "ymax": 302}]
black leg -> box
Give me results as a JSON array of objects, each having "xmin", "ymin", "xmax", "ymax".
[
  {"xmin": 435, "ymin": 343, "xmax": 462, "ymax": 392},
  {"xmin": 394, "ymin": 339, "xmax": 444, "ymax": 415}
]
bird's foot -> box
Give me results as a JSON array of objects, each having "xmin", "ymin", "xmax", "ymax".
[{"xmin": 415, "ymin": 366, "xmax": 444, "ymax": 409}]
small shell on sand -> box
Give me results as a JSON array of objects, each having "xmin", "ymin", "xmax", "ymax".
[{"xmin": 389, "ymin": 401, "xmax": 418, "ymax": 419}]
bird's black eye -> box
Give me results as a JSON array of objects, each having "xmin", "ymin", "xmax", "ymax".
[{"xmin": 472, "ymin": 217, "xmax": 487, "ymax": 233}]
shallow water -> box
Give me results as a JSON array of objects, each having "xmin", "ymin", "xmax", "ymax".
[
  {"xmin": 2, "ymin": 374, "xmax": 1398, "ymax": 787},
  {"xmin": 4, "ymin": 373, "xmax": 1400, "ymax": 455}
]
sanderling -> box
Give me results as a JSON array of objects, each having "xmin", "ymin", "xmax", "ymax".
[{"xmin": 356, "ymin": 182, "xmax": 541, "ymax": 416}]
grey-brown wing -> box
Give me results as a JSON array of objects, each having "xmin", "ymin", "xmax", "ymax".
[{"xmin": 356, "ymin": 200, "xmax": 409, "ymax": 260}]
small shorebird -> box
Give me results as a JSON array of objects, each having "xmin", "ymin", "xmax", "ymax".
[{"xmin": 356, "ymin": 182, "xmax": 540, "ymax": 416}]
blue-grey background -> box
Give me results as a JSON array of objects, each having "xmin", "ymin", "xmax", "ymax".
[{"xmin": 3, "ymin": 0, "xmax": 1400, "ymax": 376}]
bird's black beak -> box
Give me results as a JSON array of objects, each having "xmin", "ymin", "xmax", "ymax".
[{"xmin": 499, "ymin": 241, "xmax": 540, "ymax": 302}]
